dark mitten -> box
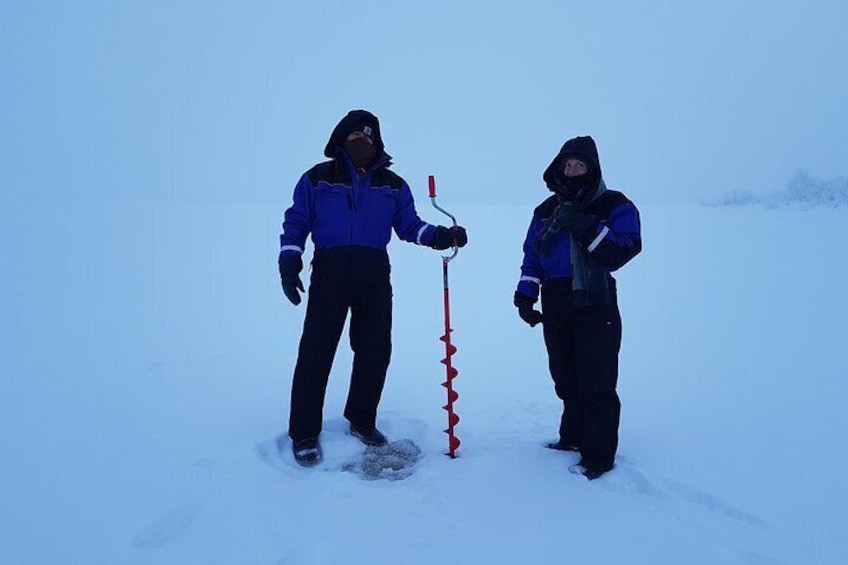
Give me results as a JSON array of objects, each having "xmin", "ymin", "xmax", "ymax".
[
  {"xmin": 568, "ymin": 212, "xmax": 597, "ymax": 240},
  {"xmin": 278, "ymin": 255, "xmax": 305, "ymax": 306},
  {"xmin": 535, "ymin": 202, "xmax": 581, "ymax": 256},
  {"xmin": 536, "ymin": 203, "xmax": 597, "ymax": 255},
  {"xmin": 554, "ymin": 202, "xmax": 584, "ymax": 228},
  {"xmin": 514, "ymin": 291, "xmax": 543, "ymax": 327},
  {"xmin": 431, "ymin": 225, "xmax": 468, "ymax": 250},
  {"xmin": 554, "ymin": 202, "xmax": 598, "ymax": 236}
]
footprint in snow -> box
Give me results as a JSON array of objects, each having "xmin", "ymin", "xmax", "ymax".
[
  {"xmin": 607, "ymin": 457, "xmax": 768, "ymax": 529},
  {"xmin": 132, "ymin": 499, "xmax": 204, "ymax": 549}
]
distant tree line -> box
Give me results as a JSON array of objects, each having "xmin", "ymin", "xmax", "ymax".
[{"xmin": 708, "ymin": 169, "xmax": 848, "ymax": 208}]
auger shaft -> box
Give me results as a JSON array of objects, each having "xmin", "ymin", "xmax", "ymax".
[{"xmin": 429, "ymin": 175, "xmax": 461, "ymax": 458}]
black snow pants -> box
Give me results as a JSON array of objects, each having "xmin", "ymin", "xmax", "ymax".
[
  {"xmin": 288, "ymin": 246, "xmax": 392, "ymax": 442},
  {"xmin": 541, "ymin": 278, "xmax": 622, "ymax": 471}
]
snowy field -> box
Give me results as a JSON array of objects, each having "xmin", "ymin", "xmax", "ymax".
[{"xmin": 3, "ymin": 200, "xmax": 847, "ymax": 565}]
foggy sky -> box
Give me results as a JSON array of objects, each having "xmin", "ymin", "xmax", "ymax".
[{"xmin": 2, "ymin": 0, "xmax": 846, "ymax": 208}]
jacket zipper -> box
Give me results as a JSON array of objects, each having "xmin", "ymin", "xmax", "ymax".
[{"xmin": 349, "ymin": 170, "xmax": 362, "ymax": 243}]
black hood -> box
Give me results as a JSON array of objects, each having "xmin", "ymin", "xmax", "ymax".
[
  {"xmin": 323, "ymin": 109, "xmax": 386, "ymax": 159},
  {"xmin": 542, "ymin": 135, "xmax": 603, "ymax": 194}
]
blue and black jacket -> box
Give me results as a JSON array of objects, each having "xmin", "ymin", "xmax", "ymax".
[
  {"xmin": 279, "ymin": 110, "xmax": 437, "ymax": 259},
  {"xmin": 516, "ymin": 136, "xmax": 641, "ymax": 302}
]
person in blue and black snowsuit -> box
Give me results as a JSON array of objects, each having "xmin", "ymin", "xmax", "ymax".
[
  {"xmin": 514, "ymin": 135, "xmax": 641, "ymax": 480},
  {"xmin": 278, "ymin": 109, "xmax": 468, "ymax": 466}
]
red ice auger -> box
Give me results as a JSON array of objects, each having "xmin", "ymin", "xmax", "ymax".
[{"xmin": 428, "ymin": 175, "xmax": 461, "ymax": 458}]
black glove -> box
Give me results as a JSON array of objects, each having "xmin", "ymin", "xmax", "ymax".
[
  {"xmin": 551, "ymin": 202, "xmax": 598, "ymax": 240},
  {"xmin": 559, "ymin": 203, "xmax": 598, "ymax": 240},
  {"xmin": 553, "ymin": 202, "xmax": 583, "ymax": 228},
  {"xmin": 569, "ymin": 213, "xmax": 597, "ymax": 239},
  {"xmin": 278, "ymin": 255, "xmax": 305, "ymax": 306},
  {"xmin": 514, "ymin": 291, "xmax": 543, "ymax": 327},
  {"xmin": 431, "ymin": 226, "xmax": 468, "ymax": 250}
]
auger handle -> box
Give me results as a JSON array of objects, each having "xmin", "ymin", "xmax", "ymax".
[{"xmin": 428, "ymin": 175, "xmax": 459, "ymax": 261}]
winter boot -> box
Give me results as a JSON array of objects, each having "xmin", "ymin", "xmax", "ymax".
[
  {"xmin": 569, "ymin": 461, "xmax": 613, "ymax": 481},
  {"xmin": 349, "ymin": 423, "xmax": 388, "ymax": 447},
  {"xmin": 545, "ymin": 440, "xmax": 581, "ymax": 452},
  {"xmin": 292, "ymin": 437, "xmax": 322, "ymax": 467}
]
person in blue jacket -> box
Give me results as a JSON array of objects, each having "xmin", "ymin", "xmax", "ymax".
[
  {"xmin": 278, "ymin": 110, "xmax": 468, "ymax": 466},
  {"xmin": 514, "ymin": 135, "xmax": 641, "ymax": 480}
]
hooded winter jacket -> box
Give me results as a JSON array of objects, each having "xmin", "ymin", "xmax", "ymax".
[
  {"xmin": 516, "ymin": 136, "xmax": 642, "ymax": 301},
  {"xmin": 279, "ymin": 110, "xmax": 437, "ymax": 259}
]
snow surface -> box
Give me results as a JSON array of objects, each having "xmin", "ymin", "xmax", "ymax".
[{"xmin": 3, "ymin": 199, "xmax": 847, "ymax": 565}]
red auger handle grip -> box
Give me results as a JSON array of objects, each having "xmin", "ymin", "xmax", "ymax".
[{"xmin": 428, "ymin": 175, "xmax": 436, "ymax": 198}]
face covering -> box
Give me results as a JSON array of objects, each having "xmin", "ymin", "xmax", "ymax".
[
  {"xmin": 559, "ymin": 167, "xmax": 602, "ymax": 203},
  {"xmin": 559, "ymin": 174, "xmax": 591, "ymax": 199},
  {"xmin": 343, "ymin": 137, "xmax": 377, "ymax": 169}
]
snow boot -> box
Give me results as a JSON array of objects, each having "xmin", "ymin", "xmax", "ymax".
[
  {"xmin": 349, "ymin": 423, "xmax": 388, "ymax": 447},
  {"xmin": 292, "ymin": 437, "xmax": 322, "ymax": 467},
  {"xmin": 545, "ymin": 440, "xmax": 581, "ymax": 452},
  {"xmin": 569, "ymin": 461, "xmax": 613, "ymax": 481}
]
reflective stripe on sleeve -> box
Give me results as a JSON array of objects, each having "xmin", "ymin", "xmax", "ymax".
[{"xmin": 588, "ymin": 226, "xmax": 609, "ymax": 253}]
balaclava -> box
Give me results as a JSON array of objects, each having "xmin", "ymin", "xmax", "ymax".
[
  {"xmin": 560, "ymin": 155, "xmax": 600, "ymax": 201},
  {"xmin": 343, "ymin": 126, "xmax": 377, "ymax": 169}
]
